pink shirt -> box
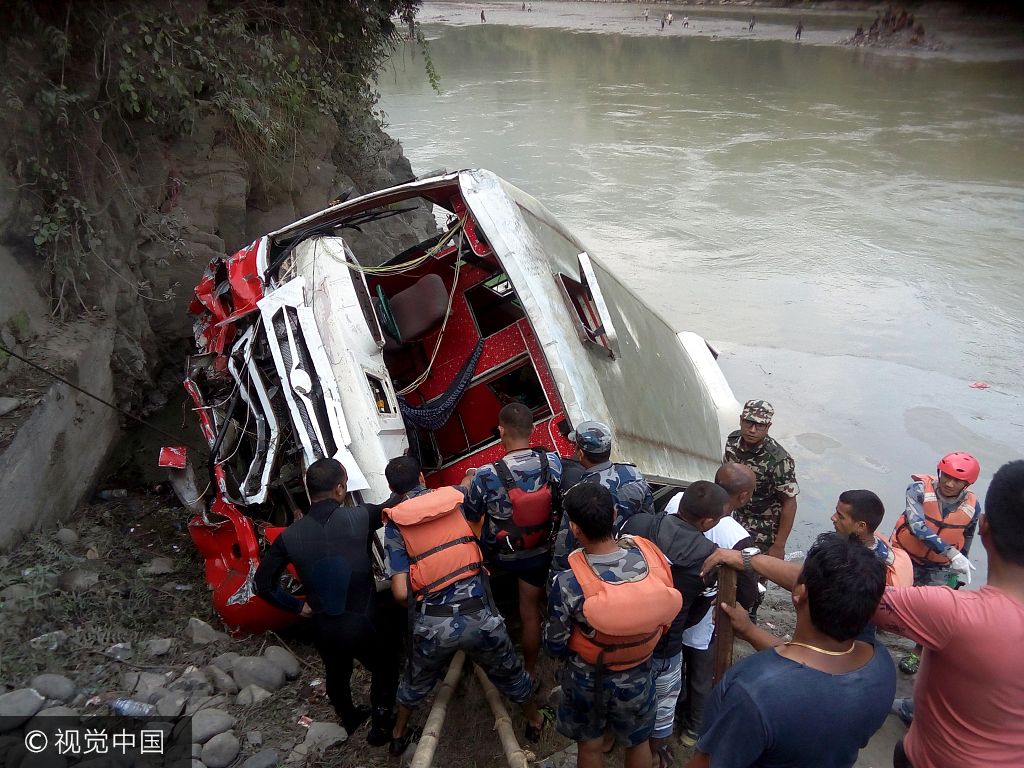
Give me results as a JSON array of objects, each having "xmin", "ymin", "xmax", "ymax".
[{"xmin": 873, "ymin": 585, "xmax": 1024, "ymax": 767}]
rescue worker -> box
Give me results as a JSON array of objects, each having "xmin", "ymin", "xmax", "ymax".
[
  {"xmin": 889, "ymin": 451, "xmax": 981, "ymax": 674},
  {"xmin": 831, "ymin": 489, "xmax": 913, "ymax": 587},
  {"xmin": 253, "ymin": 458, "xmax": 397, "ymax": 746},
  {"xmin": 550, "ymin": 419, "xmax": 655, "ymax": 575},
  {"xmin": 621, "ymin": 481, "xmax": 730, "ymax": 767},
  {"xmin": 723, "ymin": 399, "xmax": 799, "ymax": 620},
  {"xmin": 463, "ymin": 402, "xmax": 562, "ymax": 676},
  {"xmin": 383, "ymin": 456, "xmax": 545, "ymax": 755},
  {"xmin": 545, "ymin": 483, "xmax": 681, "ymax": 768}
]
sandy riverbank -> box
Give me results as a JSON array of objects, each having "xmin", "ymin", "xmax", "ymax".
[{"xmin": 417, "ymin": 1, "xmax": 1024, "ymax": 61}]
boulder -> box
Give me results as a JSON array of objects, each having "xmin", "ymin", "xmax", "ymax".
[
  {"xmin": 146, "ymin": 637, "xmax": 174, "ymax": 657},
  {"xmin": 30, "ymin": 674, "xmax": 75, "ymax": 703},
  {"xmin": 0, "ymin": 688, "xmax": 46, "ymax": 731},
  {"xmin": 209, "ymin": 652, "xmax": 239, "ymax": 673},
  {"xmin": 191, "ymin": 708, "xmax": 235, "ymax": 743},
  {"xmin": 202, "ymin": 731, "xmax": 240, "ymax": 768},
  {"xmin": 302, "ymin": 722, "xmax": 347, "ymax": 751},
  {"xmin": 232, "ymin": 657, "xmax": 284, "ymax": 692},
  {"xmin": 263, "ymin": 646, "xmax": 300, "ymax": 680},
  {"xmin": 186, "ymin": 617, "xmax": 228, "ymax": 646},
  {"xmin": 156, "ymin": 693, "xmax": 187, "ymax": 718},
  {"xmin": 235, "ymin": 686, "xmax": 271, "ymax": 706},
  {"xmin": 54, "ymin": 528, "xmax": 78, "ymax": 547},
  {"xmin": 206, "ymin": 665, "xmax": 238, "ymax": 696},
  {"xmin": 243, "ymin": 749, "xmax": 279, "ymax": 768}
]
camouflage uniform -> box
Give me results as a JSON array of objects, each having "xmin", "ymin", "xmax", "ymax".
[
  {"xmin": 463, "ymin": 448, "xmax": 562, "ymax": 572},
  {"xmin": 383, "ymin": 485, "xmax": 533, "ymax": 708},
  {"xmin": 544, "ymin": 539, "xmax": 658, "ymax": 747},
  {"xmin": 723, "ymin": 401, "xmax": 799, "ymax": 552},
  {"xmin": 549, "ymin": 460, "xmax": 656, "ymax": 575}
]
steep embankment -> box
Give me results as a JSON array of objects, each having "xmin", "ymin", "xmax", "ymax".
[{"xmin": 0, "ymin": 1, "xmax": 436, "ymax": 548}]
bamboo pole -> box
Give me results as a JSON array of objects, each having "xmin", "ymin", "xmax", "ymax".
[
  {"xmin": 409, "ymin": 650, "xmax": 467, "ymax": 768},
  {"xmin": 473, "ymin": 664, "xmax": 530, "ymax": 768},
  {"xmin": 712, "ymin": 567, "xmax": 738, "ymax": 684}
]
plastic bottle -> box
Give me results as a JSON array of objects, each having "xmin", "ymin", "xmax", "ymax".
[{"xmin": 111, "ymin": 698, "xmax": 157, "ymax": 717}]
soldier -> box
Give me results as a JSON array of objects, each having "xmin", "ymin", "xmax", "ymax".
[
  {"xmin": 382, "ymin": 455, "xmax": 546, "ymax": 754},
  {"xmin": 723, "ymin": 400, "xmax": 799, "ymax": 560},
  {"xmin": 544, "ymin": 483, "xmax": 681, "ymax": 768},
  {"xmin": 550, "ymin": 420, "xmax": 655, "ymax": 576},
  {"xmin": 463, "ymin": 402, "xmax": 563, "ymax": 675},
  {"xmin": 724, "ymin": 400, "xmax": 799, "ymax": 622}
]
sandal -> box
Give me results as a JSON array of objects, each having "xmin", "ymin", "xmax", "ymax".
[
  {"xmin": 388, "ymin": 726, "xmax": 421, "ymax": 757},
  {"xmin": 898, "ymin": 652, "xmax": 920, "ymax": 675},
  {"xmin": 656, "ymin": 742, "xmax": 676, "ymax": 768},
  {"xmin": 524, "ymin": 706, "xmax": 555, "ymax": 743}
]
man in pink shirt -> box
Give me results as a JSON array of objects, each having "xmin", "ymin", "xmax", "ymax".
[{"xmin": 873, "ymin": 459, "xmax": 1024, "ymax": 767}]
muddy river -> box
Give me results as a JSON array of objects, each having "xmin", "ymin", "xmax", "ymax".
[{"xmin": 379, "ymin": 2, "xmax": 1024, "ymax": 579}]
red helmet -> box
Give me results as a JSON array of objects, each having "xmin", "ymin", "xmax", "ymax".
[{"xmin": 937, "ymin": 452, "xmax": 980, "ymax": 485}]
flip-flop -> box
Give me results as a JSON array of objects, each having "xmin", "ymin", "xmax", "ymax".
[
  {"xmin": 898, "ymin": 652, "xmax": 920, "ymax": 675},
  {"xmin": 656, "ymin": 743, "xmax": 676, "ymax": 768}
]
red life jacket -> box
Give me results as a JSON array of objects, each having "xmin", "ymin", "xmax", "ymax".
[
  {"xmin": 567, "ymin": 536, "xmax": 682, "ymax": 671},
  {"xmin": 492, "ymin": 449, "xmax": 557, "ymax": 553},
  {"xmin": 890, "ymin": 474, "xmax": 978, "ymax": 566},
  {"xmin": 384, "ymin": 487, "xmax": 484, "ymax": 600}
]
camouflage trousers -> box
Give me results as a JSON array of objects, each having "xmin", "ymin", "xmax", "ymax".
[
  {"xmin": 397, "ymin": 606, "xmax": 533, "ymax": 708},
  {"xmin": 556, "ymin": 657, "xmax": 656, "ymax": 747}
]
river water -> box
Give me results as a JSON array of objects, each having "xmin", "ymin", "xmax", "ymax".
[{"xmin": 378, "ymin": 3, "xmax": 1024, "ymax": 578}]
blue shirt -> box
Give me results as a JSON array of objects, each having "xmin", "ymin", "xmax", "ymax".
[{"xmin": 697, "ymin": 638, "xmax": 896, "ymax": 767}]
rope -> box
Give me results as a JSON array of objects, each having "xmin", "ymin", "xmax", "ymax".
[{"xmin": 0, "ymin": 342, "xmax": 207, "ymax": 453}]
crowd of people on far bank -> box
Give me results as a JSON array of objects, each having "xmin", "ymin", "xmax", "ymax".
[{"xmin": 253, "ymin": 400, "xmax": 1024, "ymax": 768}]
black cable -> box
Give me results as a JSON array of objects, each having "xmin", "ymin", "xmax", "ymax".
[{"xmin": 0, "ymin": 342, "xmax": 207, "ymax": 453}]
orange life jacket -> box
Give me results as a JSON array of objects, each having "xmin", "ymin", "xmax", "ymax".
[
  {"xmin": 567, "ymin": 536, "xmax": 682, "ymax": 671},
  {"xmin": 890, "ymin": 474, "xmax": 978, "ymax": 566},
  {"xmin": 875, "ymin": 533, "xmax": 914, "ymax": 587},
  {"xmin": 384, "ymin": 487, "xmax": 484, "ymax": 600}
]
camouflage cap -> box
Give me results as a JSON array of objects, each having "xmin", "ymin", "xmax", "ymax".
[
  {"xmin": 567, "ymin": 420, "xmax": 612, "ymax": 453},
  {"xmin": 741, "ymin": 399, "xmax": 774, "ymax": 425}
]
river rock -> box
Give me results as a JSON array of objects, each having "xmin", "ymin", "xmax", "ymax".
[
  {"xmin": 32, "ymin": 706, "xmax": 78, "ymax": 718},
  {"xmin": 156, "ymin": 692, "xmax": 187, "ymax": 717},
  {"xmin": 192, "ymin": 708, "xmax": 235, "ymax": 743},
  {"xmin": 191, "ymin": 760, "xmax": 206, "ymax": 768},
  {"xmin": 29, "ymin": 630, "xmax": 67, "ymax": 651},
  {"xmin": 29, "ymin": 674, "xmax": 75, "ymax": 703},
  {"xmin": 185, "ymin": 694, "xmax": 228, "ymax": 716},
  {"xmin": 191, "ymin": 743, "xmax": 203, "ymax": 759},
  {"xmin": 140, "ymin": 557, "xmax": 175, "ymax": 576},
  {"xmin": 22, "ymin": 755, "xmax": 67, "ymax": 768},
  {"xmin": 186, "ymin": 617, "xmax": 228, "ymax": 645},
  {"xmin": 57, "ymin": 568, "xmax": 99, "ymax": 592},
  {"xmin": 263, "ymin": 646, "xmax": 300, "ymax": 680},
  {"xmin": 170, "ymin": 666, "xmax": 211, "ymax": 694},
  {"xmin": 243, "ymin": 748, "xmax": 279, "ymax": 768},
  {"xmin": 0, "ymin": 584, "xmax": 32, "ymax": 602},
  {"xmin": 235, "ymin": 685, "xmax": 271, "ymax": 706},
  {"xmin": 54, "ymin": 528, "xmax": 78, "ymax": 547},
  {"xmin": 202, "ymin": 731, "xmax": 240, "ymax": 768},
  {"xmin": 0, "ymin": 688, "xmax": 46, "ymax": 730},
  {"xmin": 302, "ymin": 722, "xmax": 347, "ymax": 751},
  {"xmin": 0, "ymin": 397, "xmax": 22, "ymax": 417},
  {"xmin": 232, "ymin": 657, "xmax": 284, "ymax": 692},
  {"xmin": 244, "ymin": 731, "xmax": 262, "ymax": 748},
  {"xmin": 209, "ymin": 652, "xmax": 239, "ymax": 673},
  {"xmin": 206, "ymin": 665, "xmax": 238, "ymax": 696},
  {"xmin": 105, "ymin": 642, "xmax": 133, "ymax": 661},
  {"xmin": 146, "ymin": 637, "xmax": 174, "ymax": 657}
]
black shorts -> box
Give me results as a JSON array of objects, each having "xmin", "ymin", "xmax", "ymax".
[{"xmin": 492, "ymin": 552, "xmax": 551, "ymax": 589}]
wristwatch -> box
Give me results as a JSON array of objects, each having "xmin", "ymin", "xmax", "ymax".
[{"xmin": 741, "ymin": 547, "xmax": 761, "ymax": 571}]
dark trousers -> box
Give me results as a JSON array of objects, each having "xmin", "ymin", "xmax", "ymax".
[
  {"xmin": 893, "ymin": 737, "xmax": 914, "ymax": 768},
  {"xmin": 313, "ymin": 610, "xmax": 400, "ymax": 723},
  {"xmin": 679, "ymin": 644, "xmax": 714, "ymax": 730}
]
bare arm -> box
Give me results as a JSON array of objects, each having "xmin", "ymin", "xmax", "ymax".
[
  {"xmin": 720, "ymin": 601, "xmax": 784, "ymax": 651},
  {"xmin": 768, "ymin": 494, "xmax": 797, "ymax": 559},
  {"xmin": 390, "ymin": 572, "xmax": 409, "ymax": 607},
  {"xmin": 701, "ymin": 548, "xmax": 801, "ymax": 592}
]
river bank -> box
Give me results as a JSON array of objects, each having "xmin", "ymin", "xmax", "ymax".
[{"xmin": 417, "ymin": 1, "xmax": 1024, "ymax": 61}]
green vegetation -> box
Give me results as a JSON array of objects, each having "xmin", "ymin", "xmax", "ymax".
[{"xmin": 0, "ymin": 0, "xmax": 425, "ymax": 315}]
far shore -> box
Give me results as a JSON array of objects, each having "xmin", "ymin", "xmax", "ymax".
[{"xmin": 417, "ymin": 1, "xmax": 1024, "ymax": 62}]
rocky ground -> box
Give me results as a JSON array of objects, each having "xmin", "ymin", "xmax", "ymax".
[{"xmin": 0, "ymin": 491, "xmax": 917, "ymax": 767}]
